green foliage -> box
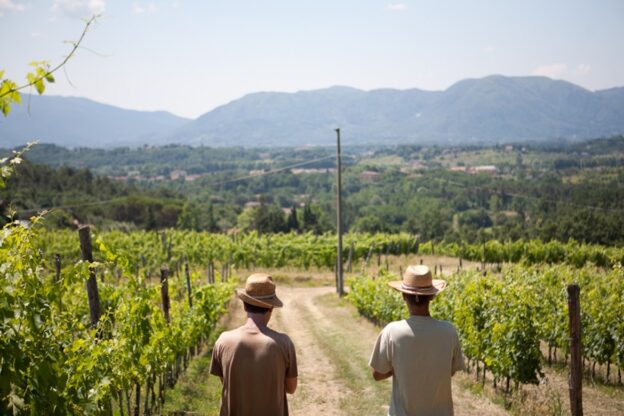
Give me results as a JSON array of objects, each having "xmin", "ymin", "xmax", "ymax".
[
  {"xmin": 0, "ymin": 221, "xmax": 233, "ymax": 414},
  {"xmin": 348, "ymin": 263, "xmax": 624, "ymax": 388},
  {"xmin": 1, "ymin": 61, "xmax": 55, "ymax": 116}
]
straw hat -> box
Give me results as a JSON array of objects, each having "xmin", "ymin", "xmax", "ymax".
[
  {"xmin": 236, "ymin": 273, "xmax": 283, "ymax": 308},
  {"xmin": 388, "ymin": 265, "xmax": 446, "ymax": 295}
]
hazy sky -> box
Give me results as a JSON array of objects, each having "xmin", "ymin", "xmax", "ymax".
[{"xmin": 1, "ymin": 0, "xmax": 623, "ymax": 118}]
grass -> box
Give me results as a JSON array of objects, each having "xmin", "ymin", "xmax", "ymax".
[
  {"xmin": 298, "ymin": 293, "xmax": 391, "ymax": 416},
  {"xmin": 162, "ymin": 353, "xmax": 222, "ymax": 415}
]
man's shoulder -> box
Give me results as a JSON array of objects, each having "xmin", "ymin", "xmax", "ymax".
[
  {"xmin": 396, "ymin": 316, "xmax": 460, "ymax": 336},
  {"xmin": 265, "ymin": 327, "xmax": 295, "ymax": 347},
  {"xmin": 428, "ymin": 319, "xmax": 462, "ymax": 343}
]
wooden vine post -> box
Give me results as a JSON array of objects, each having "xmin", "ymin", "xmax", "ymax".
[
  {"xmin": 54, "ymin": 253, "xmax": 61, "ymax": 283},
  {"xmin": 346, "ymin": 242, "xmax": 353, "ymax": 273},
  {"xmin": 567, "ymin": 284, "xmax": 583, "ymax": 416},
  {"xmin": 160, "ymin": 265, "xmax": 171, "ymax": 324},
  {"xmin": 78, "ymin": 226, "xmax": 101, "ymax": 332},
  {"xmin": 160, "ymin": 265, "xmax": 174, "ymax": 392},
  {"xmin": 185, "ymin": 262, "xmax": 193, "ymax": 309}
]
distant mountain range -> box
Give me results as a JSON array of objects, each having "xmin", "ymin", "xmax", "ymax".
[
  {"xmin": 2, "ymin": 75, "xmax": 623, "ymax": 148},
  {"xmin": 0, "ymin": 96, "xmax": 190, "ymax": 148}
]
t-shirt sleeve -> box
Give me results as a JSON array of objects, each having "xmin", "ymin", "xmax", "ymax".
[
  {"xmin": 286, "ymin": 337, "xmax": 298, "ymax": 378},
  {"xmin": 369, "ymin": 327, "xmax": 393, "ymax": 374},
  {"xmin": 209, "ymin": 339, "xmax": 223, "ymax": 378},
  {"xmin": 451, "ymin": 329, "xmax": 465, "ymax": 375}
]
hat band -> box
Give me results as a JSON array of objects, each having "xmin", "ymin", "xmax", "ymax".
[
  {"xmin": 401, "ymin": 283, "xmax": 433, "ymax": 291},
  {"xmin": 248, "ymin": 292, "xmax": 276, "ymax": 300}
]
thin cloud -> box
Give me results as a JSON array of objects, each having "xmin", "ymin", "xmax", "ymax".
[
  {"xmin": 0, "ymin": 0, "xmax": 26, "ymax": 15},
  {"xmin": 51, "ymin": 0, "xmax": 106, "ymax": 18},
  {"xmin": 532, "ymin": 63, "xmax": 567, "ymax": 78},
  {"xmin": 133, "ymin": 2, "xmax": 159, "ymax": 14},
  {"xmin": 576, "ymin": 63, "xmax": 591, "ymax": 75},
  {"xmin": 386, "ymin": 3, "xmax": 407, "ymax": 12}
]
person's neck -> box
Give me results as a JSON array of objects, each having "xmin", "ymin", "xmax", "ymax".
[
  {"xmin": 246, "ymin": 313, "xmax": 270, "ymax": 328},
  {"xmin": 408, "ymin": 306, "xmax": 430, "ymax": 317}
]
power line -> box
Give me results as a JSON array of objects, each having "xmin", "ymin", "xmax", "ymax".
[
  {"xmin": 209, "ymin": 155, "xmax": 334, "ymax": 187},
  {"xmin": 427, "ymin": 175, "xmax": 624, "ymax": 213},
  {"xmin": 13, "ymin": 155, "xmax": 335, "ymax": 215}
]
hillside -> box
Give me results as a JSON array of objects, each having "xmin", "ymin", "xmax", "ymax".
[
  {"xmin": 2, "ymin": 76, "xmax": 624, "ymax": 148},
  {"xmin": 0, "ymin": 95, "xmax": 189, "ymax": 148},
  {"xmin": 173, "ymin": 76, "xmax": 624, "ymax": 146}
]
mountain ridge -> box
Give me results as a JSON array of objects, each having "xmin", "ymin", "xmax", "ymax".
[{"xmin": 2, "ymin": 76, "xmax": 623, "ymax": 148}]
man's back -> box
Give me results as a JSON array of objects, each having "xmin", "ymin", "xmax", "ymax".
[
  {"xmin": 210, "ymin": 324, "xmax": 298, "ymax": 416},
  {"xmin": 370, "ymin": 316, "xmax": 464, "ymax": 416}
]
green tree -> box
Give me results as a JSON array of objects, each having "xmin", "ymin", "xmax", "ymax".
[{"xmin": 286, "ymin": 204, "xmax": 299, "ymax": 232}]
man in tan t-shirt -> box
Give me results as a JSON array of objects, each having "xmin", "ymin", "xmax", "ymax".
[
  {"xmin": 210, "ymin": 273, "xmax": 298, "ymax": 416},
  {"xmin": 369, "ymin": 265, "xmax": 464, "ymax": 416}
]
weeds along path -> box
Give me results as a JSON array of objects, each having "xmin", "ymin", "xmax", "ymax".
[
  {"xmin": 270, "ymin": 286, "xmax": 508, "ymax": 416},
  {"xmin": 166, "ymin": 281, "xmax": 623, "ymax": 415},
  {"xmin": 165, "ymin": 285, "xmax": 508, "ymax": 415}
]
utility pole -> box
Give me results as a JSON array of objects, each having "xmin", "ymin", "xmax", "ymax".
[
  {"xmin": 335, "ymin": 128, "xmax": 344, "ymax": 297},
  {"xmin": 567, "ymin": 284, "xmax": 583, "ymax": 416}
]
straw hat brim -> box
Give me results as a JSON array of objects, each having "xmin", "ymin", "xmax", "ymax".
[
  {"xmin": 236, "ymin": 289, "xmax": 283, "ymax": 309},
  {"xmin": 387, "ymin": 279, "xmax": 447, "ymax": 295}
]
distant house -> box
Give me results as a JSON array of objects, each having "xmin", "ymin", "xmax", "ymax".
[
  {"xmin": 409, "ymin": 160, "xmax": 426, "ymax": 169},
  {"xmin": 360, "ymin": 171, "xmax": 381, "ymax": 181},
  {"xmin": 249, "ymin": 170, "xmax": 265, "ymax": 176},
  {"xmin": 170, "ymin": 170, "xmax": 187, "ymax": 180},
  {"xmin": 469, "ymin": 165, "xmax": 497, "ymax": 175},
  {"xmin": 504, "ymin": 145, "xmax": 514, "ymax": 152},
  {"xmin": 449, "ymin": 166, "xmax": 467, "ymax": 172},
  {"xmin": 185, "ymin": 174, "xmax": 204, "ymax": 182},
  {"xmin": 291, "ymin": 168, "xmax": 335, "ymax": 175},
  {"xmin": 244, "ymin": 201, "xmax": 262, "ymax": 209}
]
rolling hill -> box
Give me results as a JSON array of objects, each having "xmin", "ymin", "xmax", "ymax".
[{"xmin": 2, "ymin": 76, "xmax": 623, "ymax": 148}]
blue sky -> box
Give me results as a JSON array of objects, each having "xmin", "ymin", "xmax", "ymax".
[{"xmin": 1, "ymin": 0, "xmax": 623, "ymax": 118}]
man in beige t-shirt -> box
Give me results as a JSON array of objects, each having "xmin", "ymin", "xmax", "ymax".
[
  {"xmin": 370, "ymin": 265, "xmax": 464, "ymax": 416},
  {"xmin": 210, "ymin": 274, "xmax": 298, "ymax": 416}
]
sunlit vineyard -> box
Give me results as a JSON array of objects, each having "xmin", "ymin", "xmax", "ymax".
[
  {"xmin": 35, "ymin": 229, "xmax": 624, "ymax": 277},
  {"xmin": 3, "ymin": 222, "xmax": 624, "ymax": 413},
  {"xmin": 0, "ymin": 219, "xmax": 233, "ymax": 415},
  {"xmin": 349, "ymin": 263, "xmax": 624, "ymax": 389}
]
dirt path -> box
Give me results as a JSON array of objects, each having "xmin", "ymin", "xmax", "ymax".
[
  {"xmin": 267, "ymin": 286, "xmax": 508, "ymax": 416},
  {"xmin": 167, "ymin": 284, "xmax": 623, "ymax": 415}
]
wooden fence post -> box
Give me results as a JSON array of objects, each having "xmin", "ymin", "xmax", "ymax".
[
  {"xmin": 185, "ymin": 262, "xmax": 193, "ymax": 309},
  {"xmin": 78, "ymin": 226, "xmax": 101, "ymax": 332},
  {"xmin": 54, "ymin": 253, "xmax": 61, "ymax": 283},
  {"xmin": 567, "ymin": 284, "xmax": 583, "ymax": 416},
  {"xmin": 160, "ymin": 265, "xmax": 170, "ymax": 324},
  {"xmin": 346, "ymin": 242, "xmax": 353, "ymax": 273},
  {"xmin": 366, "ymin": 245, "xmax": 374, "ymax": 266}
]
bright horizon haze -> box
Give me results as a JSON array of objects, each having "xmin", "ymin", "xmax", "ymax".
[{"xmin": 1, "ymin": 0, "xmax": 623, "ymax": 119}]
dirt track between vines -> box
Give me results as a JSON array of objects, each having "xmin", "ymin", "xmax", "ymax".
[{"xmin": 225, "ymin": 285, "xmax": 509, "ymax": 416}]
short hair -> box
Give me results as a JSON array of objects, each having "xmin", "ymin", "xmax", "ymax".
[
  {"xmin": 243, "ymin": 302, "xmax": 272, "ymax": 314},
  {"xmin": 402, "ymin": 293, "xmax": 433, "ymax": 307}
]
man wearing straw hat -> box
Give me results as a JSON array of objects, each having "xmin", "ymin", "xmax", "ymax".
[
  {"xmin": 369, "ymin": 265, "xmax": 464, "ymax": 416},
  {"xmin": 209, "ymin": 273, "xmax": 298, "ymax": 416}
]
